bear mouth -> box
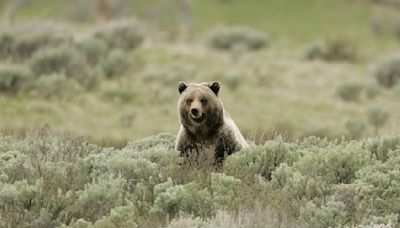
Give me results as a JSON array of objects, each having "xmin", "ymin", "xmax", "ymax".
[{"xmin": 190, "ymin": 113, "xmax": 205, "ymax": 124}]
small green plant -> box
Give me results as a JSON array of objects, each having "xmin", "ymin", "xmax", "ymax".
[
  {"xmin": 0, "ymin": 64, "xmax": 31, "ymax": 94},
  {"xmin": 101, "ymin": 49, "xmax": 129, "ymax": 78},
  {"xmin": 336, "ymin": 82, "xmax": 362, "ymax": 102},
  {"xmin": 367, "ymin": 108, "xmax": 389, "ymax": 135},
  {"xmin": 207, "ymin": 26, "xmax": 268, "ymax": 51},
  {"xmin": 345, "ymin": 119, "xmax": 366, "ymax": 139},
  {"xmin": 372, "ymin": 53, "xmax": 400, "ymax": 88}
]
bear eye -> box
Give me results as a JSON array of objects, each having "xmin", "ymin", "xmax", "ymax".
[
  {"xmin": 200, "ymin": 98, "xmax": 208, "ymax": 105},
  {"xmin": 186, "ymin": 98, "xmax": 193, "ymax": 104}
]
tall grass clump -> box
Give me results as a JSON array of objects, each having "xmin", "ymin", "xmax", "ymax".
[
  {"xmin": 0, "ymin": 64, "xmax": 31, "ymax": 94},
  {"xmin": 206, "ymin": 26, "xmax": 268, "ymax": 51},
  {"xmin": 372, "ymin": 53, "xmax": 400, "ymax": 88}
]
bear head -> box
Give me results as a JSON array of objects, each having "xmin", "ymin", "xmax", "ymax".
[{"xmin": 177, "ymin": 81, "xmax": 224, "ymax": 136}]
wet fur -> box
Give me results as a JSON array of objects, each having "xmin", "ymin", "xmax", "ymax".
[{"xmin": 175, "ymin": 82, "xmax": 248, "ymax": 163}]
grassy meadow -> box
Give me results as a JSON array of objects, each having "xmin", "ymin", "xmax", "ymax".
[
  {"xmin": 1, "ymin": 0, "xmax": 400, "ymax": 227},
  {"xmin": 0, "ymin": 0, "xmax": 400, "ymax": 144}
]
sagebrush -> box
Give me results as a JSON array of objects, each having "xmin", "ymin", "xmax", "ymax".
[{"xmin": 0, "ymin": 130, "xmax": 399, "ymax": 227}]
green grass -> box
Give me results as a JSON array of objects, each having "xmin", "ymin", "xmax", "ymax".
[
  {"xmin": 194, "ymin": 0, "xmax": 370, "ymax": 42},
  {"xmin": 6, "ymin": 0, "xmax": 400, "ymax": 47},
  {"xmin": 0, "ymin": 0, "xmax": 400, "ymax": 144}
]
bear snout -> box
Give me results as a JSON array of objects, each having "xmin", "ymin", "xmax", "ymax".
[{"xmin": 190, "ymin": 108, "xmax": 200, "ymax": 118}]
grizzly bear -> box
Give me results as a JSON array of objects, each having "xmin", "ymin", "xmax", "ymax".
[{"xmin": 175, "ymin": 81, "xmax": 248, "ymax": 163}]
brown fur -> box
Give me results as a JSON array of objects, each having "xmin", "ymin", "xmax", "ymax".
[{"xmin": 175, "ymin": 81, "xmax": 248, "ymax": 163}]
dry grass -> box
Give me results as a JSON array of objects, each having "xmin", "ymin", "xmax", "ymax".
[{"xmin": 168, "ymin": 207, "xmax": 300, "ymax": 228}]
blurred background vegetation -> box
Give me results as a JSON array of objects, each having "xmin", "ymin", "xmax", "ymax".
[{"xmin": 0, "ymin": 0, "xmax": 400, "ymax": 147}]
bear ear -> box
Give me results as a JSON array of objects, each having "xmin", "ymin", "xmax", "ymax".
[
  {"xmin": 178, "ymin": 81, "xmax": 187, "ymax": 94},
  {"xmin": 209, "ymin": 81, "xmax": 220, "ymax": 95}
]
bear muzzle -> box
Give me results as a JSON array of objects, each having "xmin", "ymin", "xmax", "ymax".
[{"xmin": 189, "ymin": 108, "xmax": 205, "ymax": 122}]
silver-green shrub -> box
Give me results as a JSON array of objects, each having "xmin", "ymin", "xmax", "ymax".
[
  {"xmin": 29, "ymin": 46, "xmax": 86, "ymax": 77},
  {"xmin": 150, "ymin": 179, "xmax": 213, "ymax": 219},
  {"xmin": 299, "ymin": 199, "xmax": 347, "ymax": 228},
  {"xmin": 372, "ymin": 53, "xmax": 400, "ymax": 88},
  {"xmin": 211, "ymin": 173, "xmax": 241, "ymax": 210},
  {"xmin": 207, "ymin": 26, "xmax": 268, "ymax": 51},
  {"xmin": 337, "ymin": 82, "xmax": 363, "ymax": 102},
  {"xmin": 11, "ymin": 22, "xmax": 73, "ymax": 60},
  {"xmin": 0, "ymin": 64, "xmax": 31, "ymax": 94},
  {"xmin": 78, "ymin": 37, "xmax": 108, "ymax": 65},
  {"xmin": 295, "ymin": 140, "xmax": 368, "ymax": 184},
  {"xmin": 101, "ymin": 49, "xmax": 129, "ymax": 78},
  {"xmin": 225, "ymin": 139, "xmax": 295, "ymax": 180},
  {"xmin": 1, "ymin": 130, "xmax": 400, "ymax": 227}
]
